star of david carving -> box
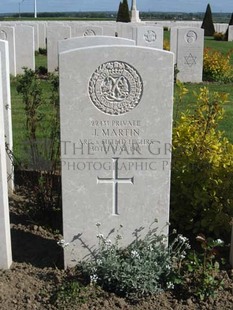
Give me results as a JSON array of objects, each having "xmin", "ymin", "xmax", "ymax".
[{"xmin": 184, "ymin": 53, "xmax": 197, "ymax": 67}]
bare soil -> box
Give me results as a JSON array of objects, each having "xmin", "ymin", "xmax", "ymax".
[{"xmin": 1, "ymin": 189, "xmax": 233, "ymax": 310}]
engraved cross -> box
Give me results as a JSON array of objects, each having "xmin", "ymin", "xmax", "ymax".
[{"xmin": 97, "ymin": 158, "xmax": 134, "ymax": 215}]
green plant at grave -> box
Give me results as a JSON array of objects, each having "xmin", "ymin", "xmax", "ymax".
[
  {"xmin": 203, "ymin": 47, "xmax": 233, "ymax": 83},
  {"xmin": 16, "ymin": 68, "xmax": 61, "ymax": 229},
  {"xmin": 34, "ymin": 72, "xmax": 61, "ymax": 219},
  {"xmin": 16, "ymin": 68, "xmax": 43, "ymax": 165},
  {"xmin": 53, "ymin": 280, "xmax": 89, "ymax": 307},
  {"xmin": 201, "ymin": 4, "xmax": 215, "ymax": 36},
  {"xmin": 171, "ymin": 85, "xmax": 233, "ymax": 239},
  {"xmin": 181, "ymin": 234, "xmax": 224, "ymax": 300},
  {"xmin": 116, "ymin": 0, "xmax": 130, "ymax": 23},
  {"xmin": 78, "ymin": 221, "xmax": 190, "ymax": 301}
]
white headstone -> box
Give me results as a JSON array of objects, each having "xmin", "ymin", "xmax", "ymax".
[
  {"xmin": 136, "ymin": 26, "xmax": 163, "ymax": 49},
  {"xmin": 47, "ymin": 25, "xmax": 71, "ymax": 72},
  {"xmin": 18, "ymin": 22, "xmax": 39, "ymax": 51},
  {"xmin": 0, "ymin": 26, "xmax": 16, "ymax": 76},
  {"xmin": 117, "ymin": 23, "xmax": 137, "ymax": 40},
  {"xmin": 71, "ymin": 25, "xmax": 103, "ymax": 38},
  {"xmin": 60, "ymin": 44, "xmax": 174, "ymax": 267},
  {"xmin": 58, "ymin": 36, "xmax": 135, "ymax": 54},
  {"xmin": 170, "ymin": 27, "xmax": 179, "ymax": 63},
  {"xmin": 0, "ymin": 56, "xmax": 12, "ymax": 269},
  {"xmin": 0, "ymin": 40, "xmax": 13, "ymax": 193},
  {"xmin": 102, "ymin": 25, "xmax": 117, "ymax": 37},
  {"xmin": 228, "ymin": 25, "xmax": 233, "ymax": 41},
  {"xmin": 38, "ymin": 22, "xmax": 47, "ymax": 49},
  {"xmin": 15, "ymin": 25, "xmax": 35, "ymax": 74},
  {"xmin": 176, "ymin": 27, "xmax": 204, "ymax": 83}
]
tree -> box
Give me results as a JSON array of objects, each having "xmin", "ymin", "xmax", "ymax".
[
  {"xmin": 224, "ymin": 13, "xmax": 233, "ymax": 41},
  {"xmin": 116, "ymin": 0, "xmax": 130, "ymax": 23},
  {"xmin": 201, "ymin": 4, "xmax": 215, "ymax": 36}
]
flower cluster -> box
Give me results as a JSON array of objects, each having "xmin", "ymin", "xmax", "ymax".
[{"xmin": 79, "ymin": 221, "xmax": 191, "ymax": 300}]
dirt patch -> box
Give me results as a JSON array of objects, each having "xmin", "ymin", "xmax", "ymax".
[{"xmin": 0, "ymin": 190, "xmax": 233, "ymax": 310}]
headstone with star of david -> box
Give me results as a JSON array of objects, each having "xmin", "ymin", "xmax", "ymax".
[
  {"xmin": 175, "ymin": 27, "xmax": 204, "ymax": 83},
  {"xmin": 59, "ymin": 42, "xmax": 174, "ymax": 268}
]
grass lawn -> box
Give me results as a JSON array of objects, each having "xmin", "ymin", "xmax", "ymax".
[{"xmin": 10, "ymin": 41, "xmax": 233, "ymax": 164}]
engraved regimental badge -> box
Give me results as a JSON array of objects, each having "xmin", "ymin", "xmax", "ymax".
[{"xmin": 89, "ymin": 61, "xmax": 143, "ymax": 115}]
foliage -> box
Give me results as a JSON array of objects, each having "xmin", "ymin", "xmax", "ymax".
[
  {"xmin": 16, "ymin": 68, "xmax": 61, "ymax": 229},
  {"xmin": 53, "ymin": 280, "xmax": 88, "ymax": 307},
  {"xmin": 116, "ymin": 0, "xmax": 130, "ymax": 23},
  {"xmin": 79, "ymin": 222, "xmax": 190, "ymax": 301},
  {"xmin": 16, "ymin": 68, "xmax": 43, "ymax": 149},
  {"xmin": 38, "ymin": 47, "xmax": 47, "ymax": 55},
  {"xmin": 203, "ymin": 47, "xmax": 233, "ymax": 82},
  {"xmin": 213, "ymin": 32, "xmax": 225, "ymax": 41},
  {"xmin": 181, "ymin": 234, "xmax": 224, "ymax": 300},
  {"xmin": 171, "ymin": 85, "xmax": 233, "ymax": 239},
  {"xmin": 201, "ymin": 4, "xmax": 215, "ymax": 36},
  {"xmin": 163, "ymin": 39, "xmax": 170, "ymax": 51}
]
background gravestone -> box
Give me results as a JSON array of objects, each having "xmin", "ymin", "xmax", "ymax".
[
  {"xmin": 15, "ymin": 25, "xmax": 35, "ymax": 74},
  {"xmin": 0, "ymin": 26, "xmax": 16, "ymax": 76},
  {"xmin": 0, "ymin": 56, "xmax": 12, "ymax": 269},
  {"xmin": 136, "ymin": 26, "xmax": 163, "ymax": 49},
  {"xmin": 117, "ymin": 23, "xmax": 137, "ymax": 40},
  {"xmin": 59, "ymin": 44, "xmax": 174, "ymax": 267},
  {"xmin": 0, "ymin": 40, "xmax": 13, "ymax": 193},
  {"xmin": 71, "ymin": 25, "xmax": 103, "ymax": 37},
  {"xmin": 47, "ymin": 25, "xmax": 71, "ymax": 72},
  {"xmin": 176, "ymin": 27, "xmax": 204, "ymax": 83},
  {"xmin": 229, "ymin": 25, "xmax": 233, "ymax": 41},
  {"xmin": 58, "ymin": 36, "xmax": 135, "ymax": 54}
]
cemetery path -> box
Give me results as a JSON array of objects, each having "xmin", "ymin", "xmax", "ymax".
[{"xmin": 0, "ymin": 190, "xmax": 233, "ymax": 310}]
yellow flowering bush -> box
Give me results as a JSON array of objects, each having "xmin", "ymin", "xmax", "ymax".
[
  {"xmin": 171, "ymin": 86, "xmax": 233, "ymax": 239},
  {"xmin": 203, "ymin": 47, "xmax": 233, "ymax": 82},
  {"xmin": 163, "ymin": 39, "xmax": 170, "ymax": 51}
]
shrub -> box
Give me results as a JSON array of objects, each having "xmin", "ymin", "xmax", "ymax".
[
  {"xmin": 163, "ymin": 39, "xmax": 170, "ymax": 51},
  {"xmin": 116, "ymin": 0, "xmax": 130, "ymax": 23},
  {"xmin": 16, "ymin": 68, "xmax": 61, "ymax": 229},
  {"xmin": 171, "ymin": 86, "xmax": 233, "ymax": 240},
  {"xmin": 203, "ymin": 47, "xmax": 233, "ymax": 82},
  {"xmin": 201, "ymin": 4, "xmax": 215, "ymax": 36},
  {"xmin": 213, "ymin": 32, "xmax": 225, "ymax": 41},
  {"xmin": 79, "ymin": 222, "xmax": 190, "ymax": 301}
]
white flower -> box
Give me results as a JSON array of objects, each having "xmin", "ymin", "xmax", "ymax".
[
  {"xmin": 216, "ymin": 239, "xmax": 224, "ymax": 245},
  {"xmin": 96, "ymin": 259, "xmax": 102, "ymax": 265},
  {"xmin": 105, "ymin": 239, "xmax": 112, "ymax": 246},
  {"xmin": 167, "ymin": 282, "xmax": 174, "ymax": 289},
  {"xmin": 178, "ymin": 235, "xmax": 189, "ymax": 243},
  {"xmin": 57, "ymin": 239, "xmax": 69, "ymax": 248},
  {"xmin": 97, "ymin": 233, "xmax": 104, "ymax": 239},
  {"xmin": 90, "ymin": 274, "xmax": 98, "ymax": 285},
  {"xmin": 131, "ymin": 250, "xmax": 140, "ymax": 259}
]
